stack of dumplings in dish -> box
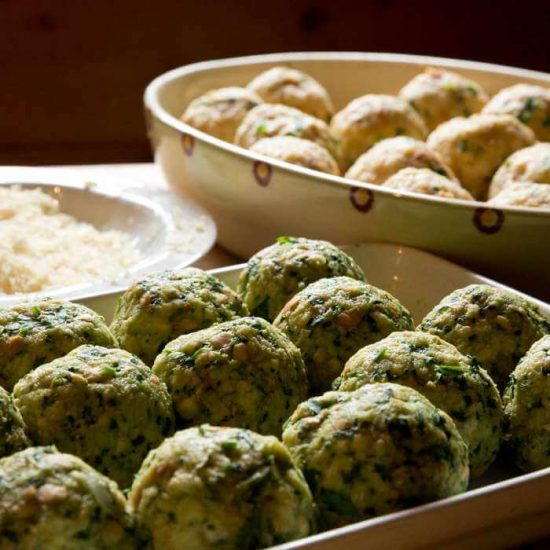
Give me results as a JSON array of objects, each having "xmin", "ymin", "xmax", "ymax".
[
  {"xmin": 180, "ymin": 64, "xmax": 550, "ymax": 209},
  {"xmin": 1, "ymin": 236, "xmax": 550, "ymax": 549}
]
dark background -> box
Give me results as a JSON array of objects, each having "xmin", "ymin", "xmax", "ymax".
[{"xmin": 3, "ymin": 0, "xmax": 549, "ymax": 165}]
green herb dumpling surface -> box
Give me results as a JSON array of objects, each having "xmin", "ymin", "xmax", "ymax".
[
  {"xmin": 504, "ymin": 335, "xmax": 550, "ymax": 472},
  {"xmin": 0, "ymin": 298, "xmax": 117, "ymax": 391},
  {"xmin": 0, "ymin": 446, "xmax": 140, "ymax": 549},
  {"xmin": 153, "ymin": 317, "xmax": 308, "ymax": 437},
  {"xmin": 0, "ymin": 385, "xmax": 29, "ymax": 458},
  {"xmin": 13, "ymin": 345, "xmax": 175, "ymax": 487},
  {"xmin": 283, "ymin": 383, "xmax": 469, "ymax": 529},
  {"xmin": 418, "ymin": 284, "xmax": 550, "ymax": 390},
  {"xmin": 237, "ymin": 237, "xmax": 365, "ymax": 322},
  {"xmin": 274, "ymin": 276, "xmax": 413, "ymax": 394},
  {"xmin": 129, "ymin": 425, "xmax": 315, "ymax": 549},
  {"xmin": 110, "ymin": 267, "xmax": 247, "ymax": 365},
  {"xmin": 335, "ymin": 331, "xmax": 502, "ymax": 477}
]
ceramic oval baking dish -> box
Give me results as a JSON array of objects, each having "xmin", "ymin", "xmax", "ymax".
[{"xmin": 144, "ymin": 52, "xmax": 550, "ymax": 299}]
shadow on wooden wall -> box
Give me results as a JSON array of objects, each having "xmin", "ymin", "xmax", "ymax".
[{"xmin": 2, "ymin": 0, "xmax": 549, "ymax": 164}]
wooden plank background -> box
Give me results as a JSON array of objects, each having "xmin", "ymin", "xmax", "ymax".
[{"xmin": 2, "ymin": 0, "xmax": 549, "ymax": 164}]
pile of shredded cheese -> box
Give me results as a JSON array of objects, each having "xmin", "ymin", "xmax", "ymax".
[{"xmin": 0, "ymin": 187, "xmax": 140, "ymax": 294}]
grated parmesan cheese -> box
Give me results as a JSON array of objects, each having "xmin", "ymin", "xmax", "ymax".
[{"xmin": 0, "ymin": 187, "xmax": 140, "ymax": 294}]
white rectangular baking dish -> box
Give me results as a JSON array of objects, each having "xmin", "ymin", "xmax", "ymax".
[{"xmin": 80, "ymin": 242, "xmax": 550, "ymax": 548}]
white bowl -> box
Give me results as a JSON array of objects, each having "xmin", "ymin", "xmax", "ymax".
[
  {"xmin": 0, "ymin": 175, "xmax": 216, "ymax": 315},
  {"xmin": 144, "ymin": 52, "xmax": 550, "ymax": 300}
]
